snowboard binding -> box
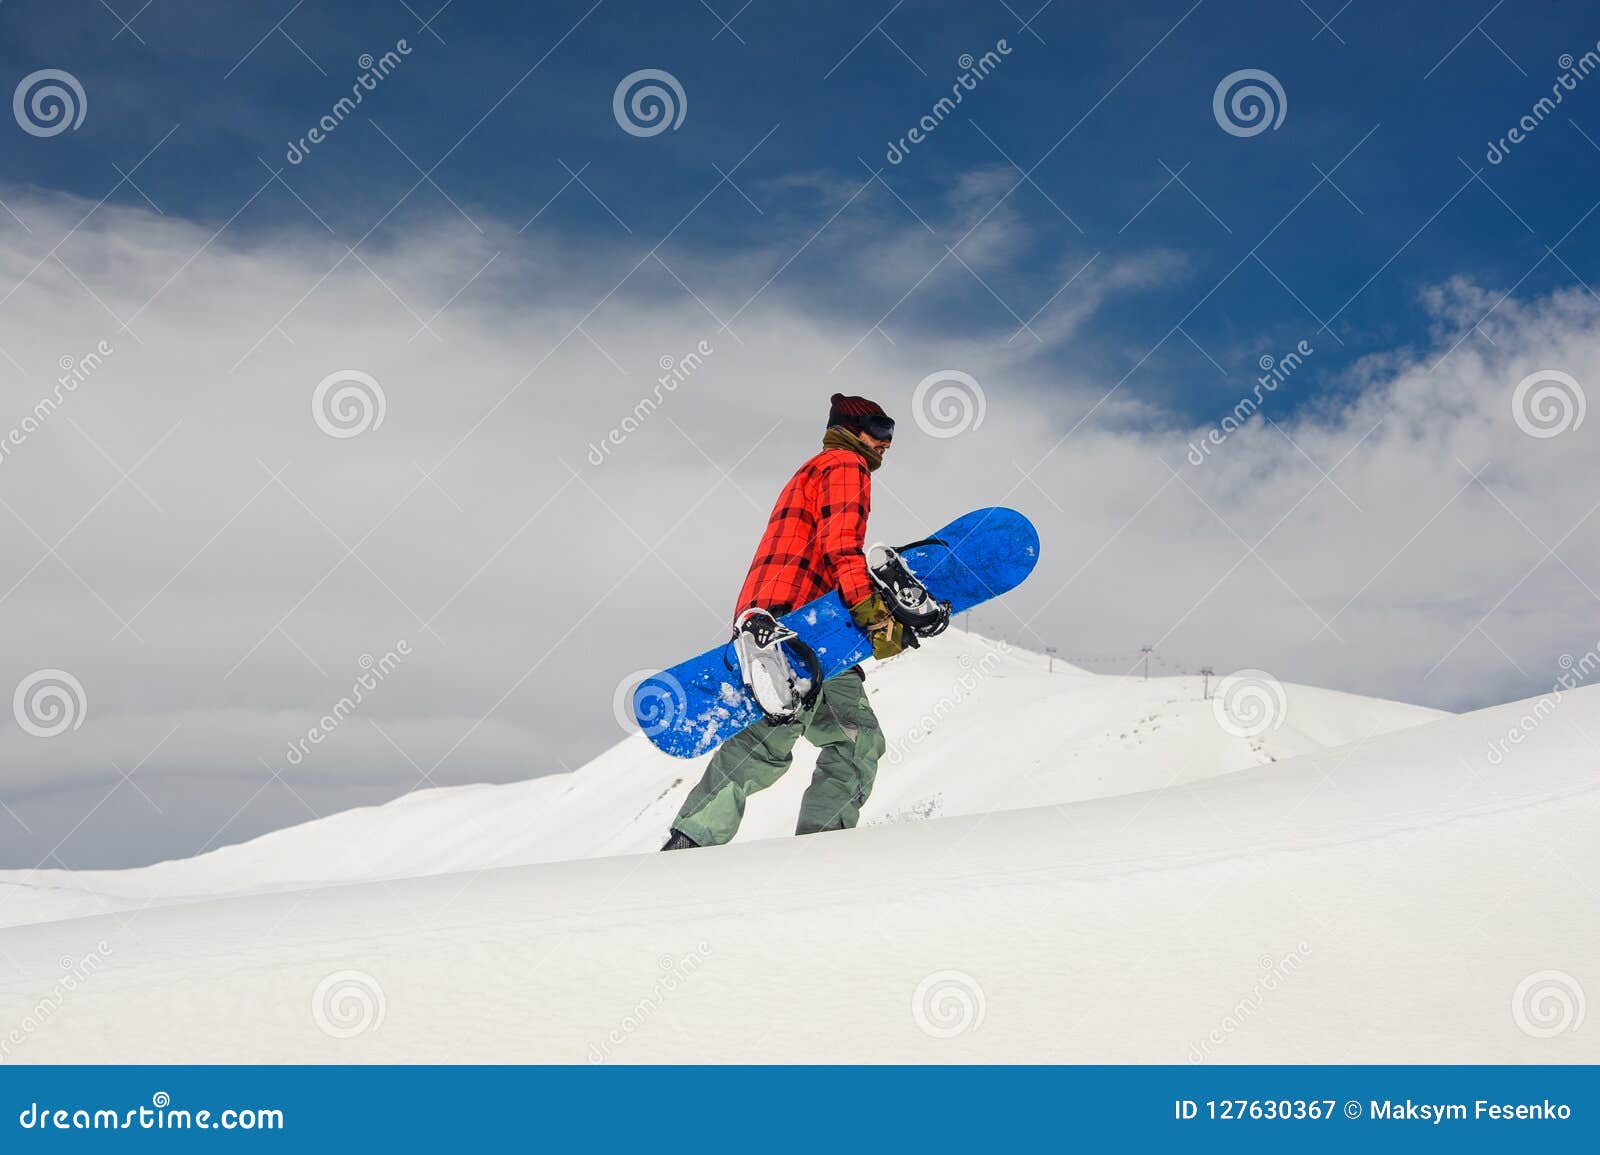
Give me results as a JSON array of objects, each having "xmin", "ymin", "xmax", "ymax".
[
  {"xmin": 868, "ymin": 541, "xmax": 952, "ymax": 641},
  {"xmin": 732, "ymin": 608, "xmax": 823, "ymax": 724}
]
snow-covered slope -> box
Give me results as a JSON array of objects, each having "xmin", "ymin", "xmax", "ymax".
[
  {"xmin": 0, "ymin": 682, "xmax": 1593, "ymax": 1063},
  {"xmin": 0, "ymin": 633, "xmax": 1442, "ymax": 929}
]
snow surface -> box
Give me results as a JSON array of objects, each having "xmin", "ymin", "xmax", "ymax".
[
  {"xmin": 2, "ymin": 633, "xmax": 1595, "ymax": 1062},
  {"xmin": 0, "ymin": 633, "xmax": 1439, "ymax": 930}
]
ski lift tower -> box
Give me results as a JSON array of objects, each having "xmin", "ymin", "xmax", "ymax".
[
  {"xmin": 1140, "ymin": 645, "xmax": 1153, "ymax": 681},
  {"xmin": 1201, "ymin": 666, "xmax": 1214, "ymax": 699},
  {"xmin": 1045, "ymin": 646, "xmax": 1058, "ymax": 674}
]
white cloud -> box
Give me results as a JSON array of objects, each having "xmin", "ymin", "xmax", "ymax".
[{"xmin": 0, "ymin": 182, "xmax": 1595, "ymax": 866}]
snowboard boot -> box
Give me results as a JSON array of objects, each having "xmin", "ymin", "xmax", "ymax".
[{"xmin": 660, "ymin": 828, "xmax": 699, "ymax": 852}]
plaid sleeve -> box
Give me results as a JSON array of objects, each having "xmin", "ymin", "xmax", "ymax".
[{"xmin": 817, "ymin": 455, "xmax": 874, "ymax": 607}]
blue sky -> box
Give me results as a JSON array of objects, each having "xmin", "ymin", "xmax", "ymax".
[{"xmin": 8, "ymin": 0, "xmax": 1599, "ymax": 420}]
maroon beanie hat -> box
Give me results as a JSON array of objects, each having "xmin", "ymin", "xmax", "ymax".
[{"xmin": 827, "ymin": 393, "xmax": 893, "ymax": 437}]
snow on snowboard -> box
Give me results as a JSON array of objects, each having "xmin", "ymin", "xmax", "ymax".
[{"xmin": 634, "ymin": 507, "xmax": 1040, "ymax": 758}]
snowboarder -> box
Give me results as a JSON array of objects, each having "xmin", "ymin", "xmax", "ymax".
[{"xmin": 661, "ymin": 394, "xmax": 928, "ymax": 850}]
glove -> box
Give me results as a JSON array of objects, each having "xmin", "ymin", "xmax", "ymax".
[{"xmin": 850, "ymin": 593, "xmax": 911, "ymax": 660}]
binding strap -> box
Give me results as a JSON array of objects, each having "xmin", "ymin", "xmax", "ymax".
[
  {"xmin": 788, "ymin": 634, "xmax": 824, "ymax": 712},
  {"xmin": 733, "ymin": 608, "xmax": 824, "ymax": 722}
]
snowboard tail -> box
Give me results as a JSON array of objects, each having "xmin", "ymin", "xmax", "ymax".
[{"xmin": 633, "ymin": 506, "xmax": 1039, "ymax": 759}]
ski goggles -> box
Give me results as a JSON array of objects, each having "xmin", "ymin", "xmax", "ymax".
[{"xmin": 857, "ymin": 414, "xmax": 895, "ymax": 442}]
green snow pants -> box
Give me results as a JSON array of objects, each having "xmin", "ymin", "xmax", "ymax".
[{"xmin": 670, "ymin": 669, "xmax": 887, "ymax": 846}]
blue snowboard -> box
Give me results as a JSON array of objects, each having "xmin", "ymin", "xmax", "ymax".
[{"xmin": 634, "ymin": 507, "xmax": 1040, "ymax": 759}]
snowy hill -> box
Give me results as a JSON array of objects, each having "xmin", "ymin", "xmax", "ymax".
[
  {"xmin": 0, "ymin": 633, "xmax": 1441, "ymax": 930},
  {"xmin": 0, "ymin": 673, "xmax": 1594, "ymax": 1063}
]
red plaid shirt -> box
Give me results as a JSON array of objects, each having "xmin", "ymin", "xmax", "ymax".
[{"xmin": 734, "ymin": 446, "xmax": 874, "ymax": 619}]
